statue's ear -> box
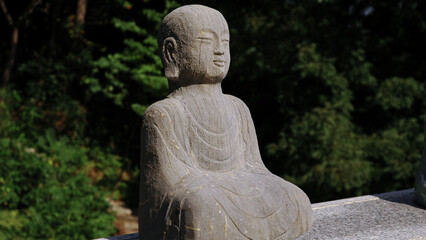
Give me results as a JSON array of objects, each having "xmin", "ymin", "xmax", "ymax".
[{"xmin": 162, "ymin": 37, "xmax": 179, "ymax": 81}]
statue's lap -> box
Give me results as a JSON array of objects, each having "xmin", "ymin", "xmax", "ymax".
[{"xmin": 161, "ymin": 168, "xmax": 309, "ymax": 239}]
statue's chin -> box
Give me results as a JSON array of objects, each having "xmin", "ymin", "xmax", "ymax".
[
  {"xmin": 202, "ymin": 71, "xmax": 227, "ymax": 84},
  {"xmin": 182, "ymin": 76, "xmax": 225, "ymax": 86},
  {"xmin": 175, "ymin": 66, "xmax": 228, "ymax": 86},
  {"xmin": 171, "ymin": 69, "xmax": 228, "ymax": 89}
]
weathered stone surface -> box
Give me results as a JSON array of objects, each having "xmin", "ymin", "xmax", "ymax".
[
  {"xmin": 415, "ymin": 122, "xmax": 426, "ymax": 207},
  {"xmin": 138, "ymin": 4, "xmax": 312, "ymax": 240},
  {"xmin": 298, "ymin": 189, "xmax": 426, "ymax": 240},
  {"xmin": 98, "ymin": 189, "xmax": 426, "ymax": 240}
]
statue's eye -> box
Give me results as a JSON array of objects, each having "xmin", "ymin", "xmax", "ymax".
[
  {"xmin": 222, "ymin": 39, "xmax": 229, "ymax": 44},
  {"xmin": 196, "ymin": 37, "xmax": 213, "ymax": 43}
]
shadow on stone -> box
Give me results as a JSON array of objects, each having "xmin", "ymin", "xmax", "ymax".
[{"xmin": 375, "ymin": 189, "xmax": 426, "ymax": 210}]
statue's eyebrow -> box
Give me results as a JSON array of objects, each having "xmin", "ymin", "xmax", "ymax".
[
  {"xmin": 221, "ymin": 29, "xmax": 229, "ymax": 36},
  {"xmin": 197, "ymin": 28, "xmax": 229, "ymax": 40},
  {"xmin": 198, "ymin": 28, "xmax": 215, "ymax": 37}
]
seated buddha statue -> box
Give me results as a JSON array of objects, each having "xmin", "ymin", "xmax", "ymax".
[{"xmin": 139, "ymin": 5, "xmax": 312, "ymax": 239}]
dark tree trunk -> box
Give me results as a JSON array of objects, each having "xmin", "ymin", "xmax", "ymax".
[
  {"xmin": 49, "ymin": 1, "xmax": 59, "ymax": 57},
  {"xmin": 0, "ymin": 0, "xmax": 42, "ymax": 89},
  {"xmin": 76, "ymin": 0, "xmax": 87, "ymax": 25},
  {"xmin": 2, "ymin": 27, "xmax": 18, "ymax": 89}
]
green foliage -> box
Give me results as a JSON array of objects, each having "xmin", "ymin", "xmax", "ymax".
[
  {"xmin": 0, "ymin": 91, "xmax": 119, "ymax": 239},
  {"xmin": 292, "ymin": 43, "xmax": 353, "ymax": 114},
  {"xmin": 1, "ymin": 1, "xmax": 178, "ymax": 238},
  {"xmin": 16, "ymin": 55, "xmax": 89, "ymax": 141},
  {"xmin": 83, "ymin": 0, "xmax": 175, "ymax": 113},
  {"xmin": 79, "ymin": 0, "xmax": 179, "ymax": 208},
  {"xmin": 131, "ymin": 103, "xmax": 148, "ymax": 117},
  {"xmin": 377, "ymin": 77, "xmax": 424, "ymax": 110},
  {"xmin": 266, "ymin": 44, "xmax": 374, "ymax": 198},
  {"xmin": 0, "ymin": 210, "xmax": 28, "ymax": 240}
]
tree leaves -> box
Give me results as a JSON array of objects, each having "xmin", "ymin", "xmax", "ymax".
[{"xmin": 377, "ymin": 77, "xmax": 424, "ymax": 110}]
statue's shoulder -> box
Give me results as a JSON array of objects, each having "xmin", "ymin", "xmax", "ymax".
[
  {"xmin": 143, "ymin": 97, "xmax": 183, "ymax": 122},
  {"xmin": 224, "ymin": 94, "xmax": 251, "ymax": 113},
  {"xmin": 224, "ymin": 94, "xmax": 244, "ymax": 105}
]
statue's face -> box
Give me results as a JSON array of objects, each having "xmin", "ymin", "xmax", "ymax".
[{"xmin": 177, "ymin": 11, "xmax": 230, "ymax": 84}]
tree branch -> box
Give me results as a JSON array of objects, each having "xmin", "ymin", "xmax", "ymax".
[
  {"xmin": 17, "ymin": 0, "xmax": 43, "ymax": 26},
  {"xmin": 0, "ymin": 0, "xmax": 14, "ymax": 26}
]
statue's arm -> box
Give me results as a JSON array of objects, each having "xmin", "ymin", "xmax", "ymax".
[
  {"xmin": 140, "ymin": 105, "xmax": 170, "ymax": 202},
  {"xmin": 140, "ymin": 102, "xmax": 203, "ymax": 238},
  {"xmin": 141, "ymin": 102, "xmax": 191, "ymax": 191},
  {"xmin": 141, "ymin": 100, "xmax": 194, "ymax": 196}
]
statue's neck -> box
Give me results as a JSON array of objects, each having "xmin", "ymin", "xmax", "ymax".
[{"xmin": 169, "ymin": 83, "xmax": 223, "ymax": 99}]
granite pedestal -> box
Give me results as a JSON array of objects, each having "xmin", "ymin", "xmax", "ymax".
[
  {"xmin": 96, "ymin": 189, "xmax": 426, "ymax": 240},
  {"xmin": 298, "ymin": 189, "xmax": 426, "ymax": 240}
]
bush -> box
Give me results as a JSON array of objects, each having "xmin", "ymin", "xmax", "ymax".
[{"xmin": 0, "ymin": 91, "xmax": 119, "ymax": 239}]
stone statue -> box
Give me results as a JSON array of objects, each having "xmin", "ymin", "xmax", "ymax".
[
  {"xmin": 415, "ymin": 122, "xmax": 426, "ymax": 207},
  {"xmin": 139, "ymin": 5, "xmax": 312, "ymax": 239}
]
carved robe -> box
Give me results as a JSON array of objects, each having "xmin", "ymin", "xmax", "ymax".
[{"xmin": 139, "ymin": 86, "xmax": 312, "ymax": 239}]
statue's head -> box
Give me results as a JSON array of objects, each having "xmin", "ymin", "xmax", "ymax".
[{"xmin": 158, "ymin": 5, "xmax": 230, "ymax": 90}]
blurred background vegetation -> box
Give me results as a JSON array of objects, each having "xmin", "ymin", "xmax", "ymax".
[{"xmin": 0, "ymin": 0, "xmax": 425, "ymax": 238}]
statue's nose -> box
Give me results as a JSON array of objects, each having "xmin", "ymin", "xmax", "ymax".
[
  {"xmin": 214, "ymin": 48, "xmax": 224, "ymax": 55},
  {"xmin": 214, "ymin": 43, "xmax": 225, "ymax": 55}
]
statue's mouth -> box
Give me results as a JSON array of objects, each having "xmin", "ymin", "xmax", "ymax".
[{"xmin": 213, "ymin": 60, "xmax": 225, "ymax": 67}]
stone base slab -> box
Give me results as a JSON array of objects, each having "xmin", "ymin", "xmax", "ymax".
[
  {"xmin": 95, "ymin": 189, "xmax": 426, "ymax": 240},
  {"xmin": 298, "ymin": 189, "xmax": 426, "ymax": 240}
]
